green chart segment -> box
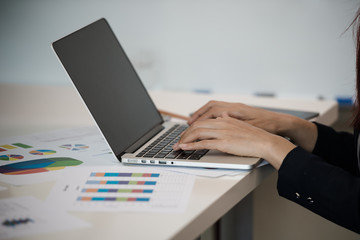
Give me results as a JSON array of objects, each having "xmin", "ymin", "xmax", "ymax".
[{"xmin": 12, "ymin": 143, "xmax": 33, "ymax": 149}]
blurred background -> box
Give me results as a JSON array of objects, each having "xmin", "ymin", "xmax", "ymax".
[{"xmin": 0, "ymin": 0, "xmax": 358, "ymax": 100}]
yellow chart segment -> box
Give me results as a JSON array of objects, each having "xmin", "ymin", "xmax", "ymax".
[
  {"xmin": 0, "ymin": 145, "xmax": 16, "ymax": 150},
  {"xmin": 45, "ymin": 166, "xmax": 66, "ymax": 171}
]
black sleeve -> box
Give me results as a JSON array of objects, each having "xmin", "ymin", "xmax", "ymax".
[
  {"xmin": 277, "ymin": 147, "xmax": 360, "ymax": 234},
  {"xmin": 312, "ymin": 122, "xmax": 358, "ymax": 175}
]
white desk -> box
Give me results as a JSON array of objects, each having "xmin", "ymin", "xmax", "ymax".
[{"xmin": 0, "ymin": 83, "xmax": 337, "ymax": 240}]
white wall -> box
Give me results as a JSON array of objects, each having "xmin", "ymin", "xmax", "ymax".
[{"xmin": 0, "ymin": 0, "xmax": 358, "ymax": 99}]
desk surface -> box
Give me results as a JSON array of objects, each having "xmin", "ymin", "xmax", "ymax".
[{"xmin": 0, "ymin": 83, "xmax": 338, "ymax": 240}]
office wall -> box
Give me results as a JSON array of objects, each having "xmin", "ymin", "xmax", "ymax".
[{"xmin": 0, "ymin": 0, "xmax": 358, "ymax": 100}]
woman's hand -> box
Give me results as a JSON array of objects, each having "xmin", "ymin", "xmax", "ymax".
[
  {"xmin": 187, "ymin": 100, "xmax": 318, "ymax": 152},
  {"xmin": 175, "ymin": 113, "xmax": 296, "ymax": 170},
  {"xmin": 189, "ymin": 101, "xmax": 286, "ymax": 134}
]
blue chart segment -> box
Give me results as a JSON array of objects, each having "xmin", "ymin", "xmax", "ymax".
[
  {"xmin": 0, "ymin": 157, "xmax": 83, "ymax": 175},
  {"xmin": 2, "ymin": 218, "xmax": 34, "ymax": 227}
]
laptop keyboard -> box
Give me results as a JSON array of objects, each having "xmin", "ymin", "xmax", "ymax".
[{"xmin": 136, "ymin": 124, "xmax": 208, "ymax": 160}]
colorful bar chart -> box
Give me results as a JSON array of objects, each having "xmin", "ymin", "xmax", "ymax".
[
  {"xmin": 82, "ymin": 188, "xmax": 153, "ymax": 193},
  {"xmin": 85, "ymin": 180, "xmax": 157, "ymax": 185},
  {"xmin": 77, "ymin": 197, "xmax": 150, "ymax": 202},
  {"xmin": 46, "ymin": 166, "xmax": 195, "ymax": 212},
  {"xmin": 76, "ymin": 171, "xmax": 160, "ymax": 205},
  {"xmin": 90, "ymin": 172, "xmax": 160, "ymax": 178}
]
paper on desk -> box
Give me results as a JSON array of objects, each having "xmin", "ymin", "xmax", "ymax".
[
  {"xmin": 0, "ymin": 196, "xmax": 90, "ymax": 239},
  {"xmin": 47, "ymin": 165, "xmax": 195, "ymax": 212},
  {"xmin": 0, "ymin": 127, "xmax": 120, "ymax": 185},
  {"xmin": 128, "ymin": 164, "xmax": 247, "ymax": 178}
]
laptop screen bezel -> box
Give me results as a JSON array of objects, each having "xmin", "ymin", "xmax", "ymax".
[{"xmin": 52, "ymin": 18, "xmax": 164, "ymax": 158}]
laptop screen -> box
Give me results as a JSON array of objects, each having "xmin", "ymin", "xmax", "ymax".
[{"xmin": 52, "ymin": 18, "xmax": 163, "ymax": 157}]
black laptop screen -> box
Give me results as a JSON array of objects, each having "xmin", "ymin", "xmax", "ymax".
[{"xmin": 52, "ymin": 18, "xmax": 163, "ymax": 157}]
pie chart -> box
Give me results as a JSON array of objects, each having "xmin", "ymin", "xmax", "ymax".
[
  {"xmin": 60, "ymin": 144, "xmax": 89, "ymax": 151},
  {"xmin": 0, "ymin": 157, "xmax": 83, "ymax": 175},
  {"xmin": 0, "ymin": 154, "xmax": 24, "ymax": 161},
  {"xmin": 29, "ymin": 149, "xmax": 56, "ymax": 155}
]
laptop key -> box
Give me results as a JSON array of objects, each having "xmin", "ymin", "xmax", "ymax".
[
  {"xmin": 135, "ymin": 124, "xmax": 188, "ymax": 159},
  {"xmin": 165, "ymin": 150, "xmax": 182, "ymax": 159},
  {"xmin": 154, "ymin": 153, "xmax": 167, "ymax": 158},
  {"xmin": 144, "ymin": 153, "xmax": 156, "ymax": 158},
  {"xmin": 136, "ymin": 150, "xmax": 148, "ymax": 157},
  {"xmin": 188, "ymin": 150, "xmax": 209, "ymax": 160},
  {"xmin": 177, "ymin": 150, "xmax": 195, "ymax": 159}
]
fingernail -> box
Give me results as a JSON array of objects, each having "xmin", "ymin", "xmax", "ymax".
[{"xmin": 179, "ymin": 143, "xmax": 188, "ymax": 149}]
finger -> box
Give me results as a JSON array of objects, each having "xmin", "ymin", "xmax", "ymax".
[
  {"xmin": 174, "ymin": 119, "xmax": 224, "ymax": 150},
  {"xmin": 188, "ymin": 101, "xmax": 222, "ymax": 125},
  {"xmin": 187, "ymin": 102, "xmax": 212, "ymax": 124},
  {"xmin": 178, "ymin": 139, "xmax": 221, "ymax": 151},
  {"xmin": 172, "ymin": 142, "xmax": 180, "ymax": 150},
  {"xmin": 193, "ymin": 109, "xmax": 223, "ymax": 123},
  {"xmin": 183, "ymin": 118, "xmax": 234, "ymax": 137},
  {"xmin": 221, "ymin": 112, "xmax": 230, "ymax": 118},
  {"xmin": 179, "ymin": 127, "xmax": 221, "ymax": 146}
]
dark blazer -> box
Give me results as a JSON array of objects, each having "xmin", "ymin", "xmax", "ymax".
[{"xmin": 277, "ymin": 122, "xmax": 360, "ymax": 234}]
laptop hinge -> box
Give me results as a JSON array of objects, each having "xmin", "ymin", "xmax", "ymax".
[{"xmin": 120, "ymin": 124, "xmax": 164, "ymax": 156}]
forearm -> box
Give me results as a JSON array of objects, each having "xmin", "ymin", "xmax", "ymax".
[
  {"xmin": 311, "ymin": 123, "xmax": 357, "ymax": 173},
  {"xmin": 278, "ymin": 147, "xmax": 360, "ymax": 233}
]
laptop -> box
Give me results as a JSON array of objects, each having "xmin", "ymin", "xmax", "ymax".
[{"xmin": 51, "ymin": 18, "xmax": 262, "ymax": 170}]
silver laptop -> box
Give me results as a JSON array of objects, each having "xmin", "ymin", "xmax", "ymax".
[{"xmin": 52, "ymin": 18, "xmax": 262, "ymax": 170}]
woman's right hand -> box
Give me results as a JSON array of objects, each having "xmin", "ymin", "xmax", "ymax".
[{"xmin": 176, "ymin": 112, "xmax": 296, "ymax": 170}]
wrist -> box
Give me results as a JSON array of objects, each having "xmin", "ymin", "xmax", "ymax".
[
  {"xmin": 275, "ymin": 114, "xmax": 299, "ymax": 137},
  {"xmin": 262, "ymin": 134, "xmax": 296, "ymax": 170}
]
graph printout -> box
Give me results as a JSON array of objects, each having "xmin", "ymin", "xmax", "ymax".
[
  {"xmin": 0, "ymin": 196, "xmax": 90, "ymax": 239},
  {"xmin": 0, "ymin": 127, "xmax": 119, "ymax": 185},
  {"xmin": 47, "ymin": 166, "xmax": 195, "ymax": 212}
]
